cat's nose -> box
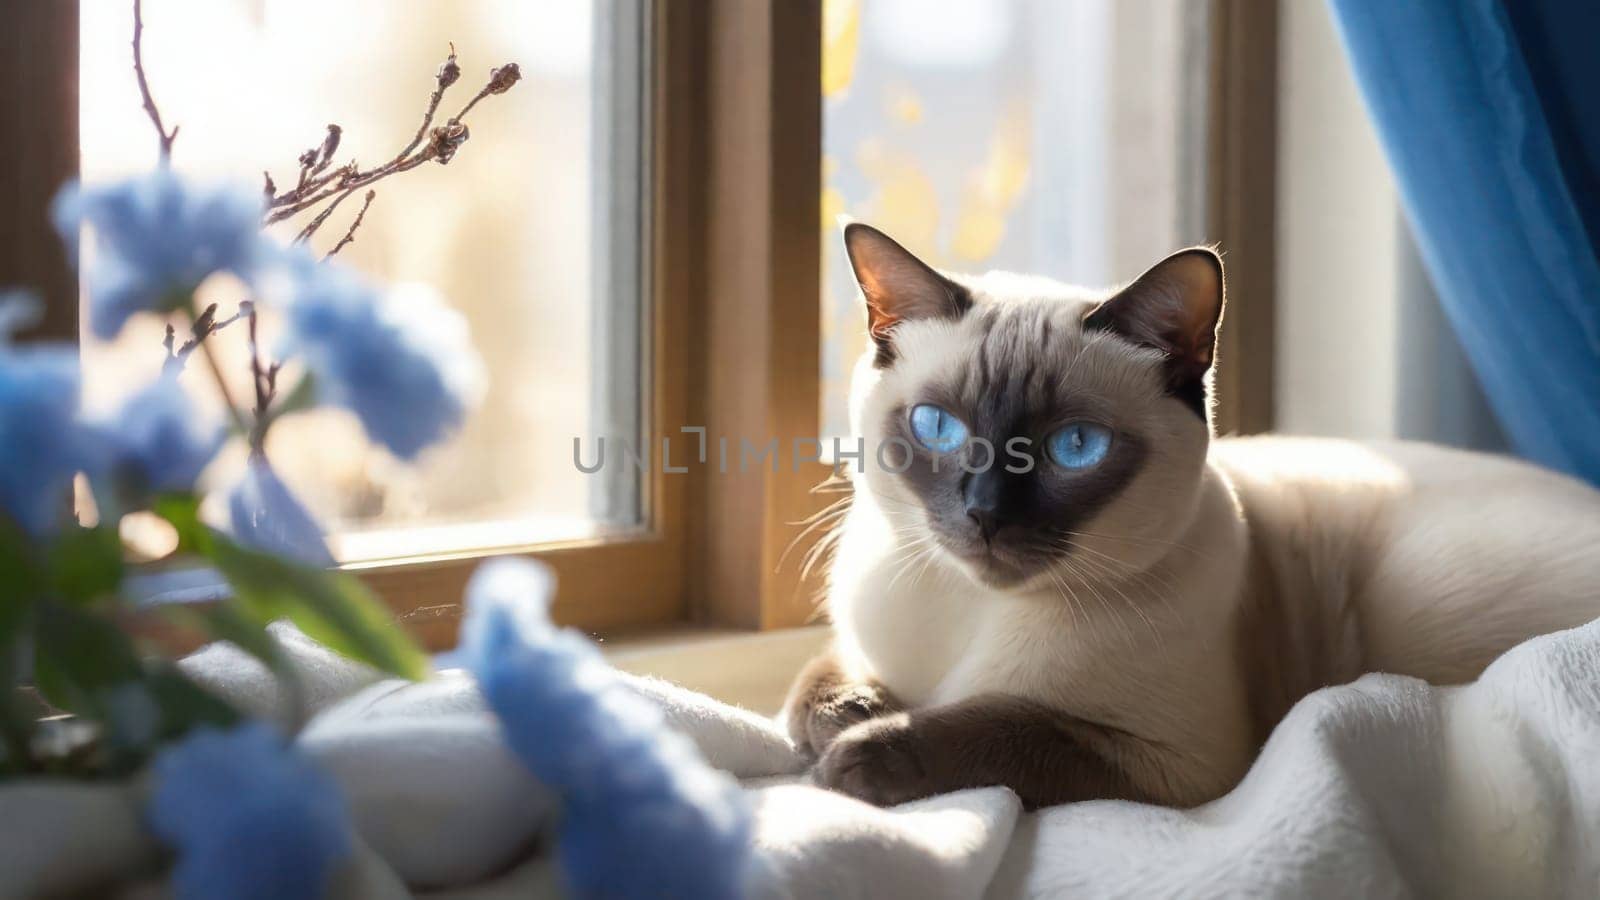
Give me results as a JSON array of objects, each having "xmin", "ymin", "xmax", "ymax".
[
  {"xmin": 967, "ymin": 507, "xmax": 1001, "ymax": 542},
  {"xmin": 963, "ymin": 469, "xmax": 1006, "ymax": 542}
]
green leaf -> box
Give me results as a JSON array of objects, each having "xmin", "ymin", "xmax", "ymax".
[
  {"xmin": 152, "ymin": 492, "xmax": 428, "ymax": 682},
  {"xmin": 0, "ymin": 516, "xmax": 42, "ymax": 627},
  {"xmin": 47, "ymin": 526, "xmax": 124, "ymax": 606},
  {"xmin": 144, "ymin": 664, "xmax": 241, "ymax": 737},
  {"xmin": 161, "ymin": 600, "xmax": 316, "ymax": 730},
  {"xmin": 31, "ymin": 601, "xmax": 239, "ymax": 771},
  {"xmin": 32, "ymin": 601, "xmax": 156, "ymax": 771},
  {"xmin": 207, "ymin": 536, "xmax": 429, "ymax": 682},
  {"xmin": 0, "ymin": 518, "xmax": 40, "ymax": 774},
  {"xmin": 167, "ymin": 602, "xmax": 286, "ymax": 675},
  {"xmin": 0, "ymin": 645, "xmax": 38, "ymax": 776},
  {"xmin": 152, "ymin": 493, "xmax": 206, "ymax": 554},
  {"xmin": 32, "ymin": 602, "xmax": 145, "ymax": 715}
]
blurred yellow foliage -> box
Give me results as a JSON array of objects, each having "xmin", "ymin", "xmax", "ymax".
[
  {"xmin": 951, "ymin": 208, "xmax": 1008, "ymax": 262},
  {"xmin": 823, "ymin": 0, "xmax": 861, "ymax": 99},
  {"xmin": 822, "ymin": 154, "xmax": 847, "ymax": 240},
  {"xmin": 889, "ymin": 85, "xmax": 924, "ymax": 124},
  {"xmin": 821, "ymin": 185, "xmax": 847, "ymax": 235},
  {"xmin": 856, "ymin": 139, "xmax": 940, "ymax": 259},
  {"xmin": 952, "ymin": 106, "xmax": 1032, "ymax": 261},
  {"xmin": 977, "ymin": 107, "xmax": 1032, "ymax": 207}
]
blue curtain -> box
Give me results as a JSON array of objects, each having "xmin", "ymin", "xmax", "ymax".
[{"xmin": 1328, "ymin": 0, "xmax": 1600, "ymax": 484}]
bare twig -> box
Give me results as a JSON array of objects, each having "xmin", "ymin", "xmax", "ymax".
[
  {"xmin": 449, "ymin": 63, "xmax": 522, "ymax": 125},
  {"xmin": 132, "ymin": 0, "xmax": 178, "ymax": 161},
  {"xmin": 292, "ymin": 184, "xmax": 364, "ymax": 244},
  {"xmin": 128, "ymin": 15, "xmax": 518, "ymax": 450},
  {"xmin": 192, "ymin": 312, "xmax": 252, "ymax": 440},
  {"xmin": 291, "ymin": 125, "xmax": 342, "ymax": 195},
  {"xmin": 399, "ymin": 47, "xmax": 460, "ymax": 163},
  {"xmin": 325, "ymin": 190, "xmax": 377, "ymax": 258},
  {"xmin": 211, "ymin": 307, "xmax": 248, "ymax": 331},
  {"xmin": 244, "ymin": 305, "xmax": 281, "ymax": 454},
  {"xmin": 188, "ymin": 304, "xmax": 218, "ymax": 342},
  {"xmin": 264, "ymin": 50, "xmax": 520, "ymax": 227},
  {"xmin": 163, "ymin": 303, "xmax": 248, "ymax": 375}
]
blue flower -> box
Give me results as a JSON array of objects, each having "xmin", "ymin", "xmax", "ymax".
[
  {"xmin": 274, "ymin": 253, "xmax": 484, "ymax": 460},
  {"xmin": 228, "ymin": 457, "xmax": 335, "ymax": 568},
  {"xmin": 147, "ymin": 722, "xmax": 352, "ymax": 900},
  {"xmin": 52, "ymin": 170, "xmax": 268, "ymax": 340},
  {"xmin": 96, "ymin": 378, "xmax": 226, "ymax": 497},
  {"xmin": 0, "ymin": 291, "xmax": 100, "ymax": 536},
  {"xmin": 453, "ymin": 559, "xmax": 753, "ymax": 900}
]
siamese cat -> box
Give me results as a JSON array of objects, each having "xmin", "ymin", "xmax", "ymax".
[{"xmin": 783, "ymin": 223, "xmax": 1600, "ymax": 810}]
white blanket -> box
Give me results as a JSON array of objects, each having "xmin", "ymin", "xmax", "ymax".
[{"xmin": 10, "ymin": 620, "xmax": 1600, "ymax": 898}]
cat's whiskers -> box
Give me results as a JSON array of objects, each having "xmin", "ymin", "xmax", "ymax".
[
  {"xmin": 799, "ymin": 526, "xmax": 843, "ymax": 585},
  {"xmin": 1029, "ymin": 528, "xmax": 1168, "ymax": 650},
  {"xmin": 784, "ymin": 481, "xmax": 932, "ymax": 590},
  {"xmin": 1051, "ymin": 535, "xmax": 1189, "ymax": 634},
  {"xmin": 1051, "ymin": 549, "xmax": 1139, "ymax": 651},
  {"xmin": 779, "ymin": 503, "xmax": 849, "ymax": 567},
  {"xmin": 1055, "ymin": 527, "xmax": 1210, "ymax": 560},
  {"xmin": 785, "ymin": 484, "xmax": 919, "ymax": 609},
  {"xmin": 1059, "ymin": 547, "xmax": 1168, "ymax": 652},
  {"xmin": 1054, "ymin": 535, "xmax": 1185, "ymax": 600},
  {"xmin": 1041, "ymin": 565, "xmax": 1087, "ymax": 635},
  {"xmin": 883, "ymin": 534, "xmax": 939, "ymax": 597}
]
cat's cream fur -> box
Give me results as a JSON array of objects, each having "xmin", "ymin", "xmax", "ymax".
[{"xmin": 799, "ymin": 230, "xmax": 1600, "ymax": 808}]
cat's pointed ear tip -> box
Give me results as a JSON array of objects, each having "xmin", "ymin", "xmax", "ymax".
[
  {"xmin": 842, "ymin": 221, "xmax": 902, "ymax": 265},
  {"xmin": 1161, "ymin": 246, "xmax": 1226, "ymax": 299},
  {"xmin": 1174, "ymin": 244, "xmax": 1224, "ymax": 268},
  {"xmin": 841, "ymin": 219, "xmax": 884, "ymax": 250}
]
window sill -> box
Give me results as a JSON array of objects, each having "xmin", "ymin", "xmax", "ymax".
[
  {"xmin": 129, "ymin": 563, "xmax": 830, "ymax": 716},
  {"xmin": 600, "ymin": 624, "xmax": 829, "ymax": 716}
]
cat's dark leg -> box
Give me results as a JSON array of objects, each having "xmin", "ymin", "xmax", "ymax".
[
  {"xmin": 782, "ymin": 650, "xmax": 900, "ymax": 758},
  {"xmin": 812, "ymin": 693, "xmax": 1149, "ymax": 810}
]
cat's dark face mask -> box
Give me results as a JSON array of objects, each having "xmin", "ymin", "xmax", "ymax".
[
  {"xmin": 886, "ymin": 400, "xmax": 1150, "ymax": 588},
  {"xmin": 842, "ymin": 222, "xmax": 1224, "ymax": 591}
]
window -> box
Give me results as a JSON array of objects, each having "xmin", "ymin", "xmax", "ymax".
[
  {"xmin": 821, "ymin": 0, "xmax": 1210, "ymax": 439},
  {"xmin": 5, "ymin": 1, "xmax": 1274, "ymax": 644},
  {"xmin": 79, "ymin": 0, "xmax": 648, "ymax": 564},
  {"xmin": 47, "ymin": 0, "xmax": 684, "ymax": 642}
]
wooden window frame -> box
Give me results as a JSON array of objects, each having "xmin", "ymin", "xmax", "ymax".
[
  {"xmin": 1208, "ymin": 0, "xmax": 1279, "ymax": 436},
  {"xmin": 3, "ymin": 2, "xmax": 79, "ymax": 347},
  {"xmin": 370, "ymin": 1, "xmax": 833, "ymax": 645},
  {"xmin": 5, "ymin": 0, "xmax": 1275, "ymax": 649}
]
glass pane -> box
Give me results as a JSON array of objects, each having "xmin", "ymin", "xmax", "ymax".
[
  {"xmin": 79, "ymin": 0, "xmax": 647, "ymax": 562},
  {"xmin": 821, "ymin": 0, "xmax": 1207, "ymax": 439}
]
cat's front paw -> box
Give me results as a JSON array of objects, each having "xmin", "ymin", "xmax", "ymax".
[
  {"xmin": 813, "ymin": 714, "xmax": 936, "ymax": 806},
  {"xmin": 790, "ymin": 682, "xmax": 893, "ymax": 757}
]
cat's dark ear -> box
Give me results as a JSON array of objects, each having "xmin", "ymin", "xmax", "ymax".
[
  {"xmin": 1083, "ymin": 247, "xmax": 1224, "ymax": 418},
  {"xmin": 843, "ymin": 223, "xmax": 970, "ymax": 366}
]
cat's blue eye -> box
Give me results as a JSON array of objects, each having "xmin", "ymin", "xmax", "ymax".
[
  {"xmin": 1046, "ymin": 422, "xmax": 1112, "ymax": 470},
  {"xmin": 909, "ymin": 404, "xmax": 968, "ymax": 454}
]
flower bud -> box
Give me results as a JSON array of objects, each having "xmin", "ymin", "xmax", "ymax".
[
  {"xmin": 486, "ymin": 63, "xmax": 521, "ymax": 95},
  {"xmin": 318, "ymin": 124, "xmax": 342, "ymax": 166},
  {"xmin": 438, "ymin": 52, "xmax": 461, "ymax": 90},
  {"xmin": 429, "ymin": 122, "xmax": 470, "ymax": 164}
]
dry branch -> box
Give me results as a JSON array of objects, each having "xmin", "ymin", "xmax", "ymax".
[
  {"xmin": 162, "ymin": 303, "xmax": 248, "ymax": 375},
  {"xmin": 127, "ymin": 5, "xmax": 518, "ymax": 449},
  {"xmin": 132, "ymin": 0, "xmax": 178, "ymax": 160},
  {"xmin": 325, "ymin": 190, "xmax": 377, "ymax": 259},
  {"xmin": 264, "ymin": 53, "xmax": 521, "ymax": 236}
]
